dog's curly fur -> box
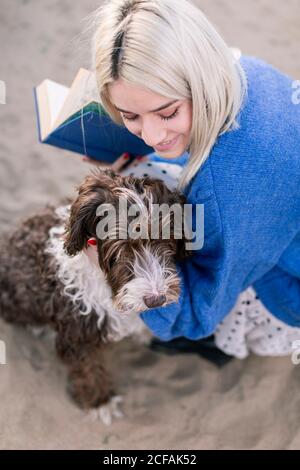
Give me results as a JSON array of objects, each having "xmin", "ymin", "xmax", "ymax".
[
  {"xmin": 0, "ymin": 168, "xmax": 189, "ymax": 417},
  {"xmin": 0, "ymin": 205, "xmax": 114, "ymax": 408}
]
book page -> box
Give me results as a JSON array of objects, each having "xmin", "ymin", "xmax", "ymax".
[
  {"xmin": 36, "ymin": 79, "xmax": 69, "ymax": 140},
  {"xmin": 45, "ymin": 80, "xmax": 70, "ymax": 128},
  {"xmin": 54, "ymin": 68, "xmax": 101, "ymax": 129}
]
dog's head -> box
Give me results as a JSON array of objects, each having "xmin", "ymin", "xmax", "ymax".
[{"xmin": 64, "ymin": 168, "xmax": 190, "ymax": 314}]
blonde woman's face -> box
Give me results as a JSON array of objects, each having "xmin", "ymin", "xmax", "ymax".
[{"xmin": 108, "ymin": 79, "xmax": 193, "ymax": 158}]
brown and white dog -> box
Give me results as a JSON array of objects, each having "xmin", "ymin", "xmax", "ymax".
[{"xmin": 0, "ymin": 167, "xmax": 189, "ymax": 424}]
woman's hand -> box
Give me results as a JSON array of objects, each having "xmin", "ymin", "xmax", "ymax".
[
  {"xmin": 82, "ymin": 156, "xmax": 109, "ymax": 167},
  {"xmin": 81, "ymin": 152, "xmax": 133, "ymax": 172}
]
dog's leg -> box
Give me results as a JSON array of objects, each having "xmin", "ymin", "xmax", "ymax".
[{"xmin": 55, "ymin": 314, "xmax": 123, "ymax": 425}]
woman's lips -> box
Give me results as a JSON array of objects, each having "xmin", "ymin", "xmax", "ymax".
[{"xmin": 154, "ymin": 135, "xmax": 179, "ymax": 152}]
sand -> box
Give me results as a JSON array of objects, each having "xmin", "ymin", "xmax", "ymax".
[{"xmin": 0, "ymin": 0, "xmax": 300, "ymax": 450}]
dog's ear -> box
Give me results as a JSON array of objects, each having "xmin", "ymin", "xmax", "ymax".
[
  {"xmin": 137, "ymin": 178, "xmax": 192, "ymax": 260},
  {"xmin": 161, "ymin": 187, "xmax": 193, "ymax": 261},
  {"xmin": 174, "ymin": 237, "xmax": 192, "ymax": 261},
  {"xmin": 168, "ymin": 190, "xmax": 193, "ymax": 261},
  {"xmin": 63, "ymin": 169, "xmax": 116, "ymax": 256}
]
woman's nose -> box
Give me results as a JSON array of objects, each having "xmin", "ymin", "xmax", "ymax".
[{"xmin": 141, "ymin": 122, "xmax": 166, "ymax": 148}]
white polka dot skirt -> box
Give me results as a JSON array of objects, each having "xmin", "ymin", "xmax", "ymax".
[
  {"xmin": 214, "ymin": 287, "xmax": 300, "ymax": 359},
  {"xmin": 121, "ymin": 158, "xmax": 183, "ymax": 190}
]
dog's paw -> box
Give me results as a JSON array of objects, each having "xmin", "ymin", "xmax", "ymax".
[{"xmin": 88, "ymin": 395, "xmax": 124, "ymax": 426}]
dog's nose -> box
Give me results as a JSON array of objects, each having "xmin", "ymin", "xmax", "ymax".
[{"xmin": 143, "ymin": 294, "xmax": 166, "ymax": 308}]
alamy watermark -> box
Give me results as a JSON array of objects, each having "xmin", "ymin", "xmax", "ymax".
[
  {"xmin": 291, "ymin": 340, "xmax": 300, "ymax": 365},
  {"xmin": 291, "ymin": 80, "xmax": 300, "ymax": 105},
  {"xmin": 95, "ymin": 199, "xmax": 204, "ymax": 251},
  {"xmin": 0, "ymin": 340, "xmax": 6, "ymax": 365},
  {"xmin": 0, "ymin": 80, "xmax": 6, "ymax": 105}
]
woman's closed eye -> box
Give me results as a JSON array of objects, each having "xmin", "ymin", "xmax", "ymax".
[{"xmin": 122, "ymin": 108, "xmax": 179, "ymax": 122}]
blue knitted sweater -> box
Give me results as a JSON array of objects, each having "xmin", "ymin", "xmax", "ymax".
[{"xmin": 140, "ymin": 55, "xmax": 300, "ymax": 341}]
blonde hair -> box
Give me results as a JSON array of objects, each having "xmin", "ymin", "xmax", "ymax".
[{"xmin": 90, "ymin": 0, "xmax": 247, "ymax": 190}]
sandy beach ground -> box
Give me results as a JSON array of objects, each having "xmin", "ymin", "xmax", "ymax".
[{"xmin": 0, "ymin": 0, "xmax": 300, "ymax": 450}]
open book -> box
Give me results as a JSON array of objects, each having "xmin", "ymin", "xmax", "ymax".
[{"xmin": 33, "ymin": 68, "xmax": 153, "ymax": 163}]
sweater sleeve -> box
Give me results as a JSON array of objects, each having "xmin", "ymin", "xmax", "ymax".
[
  {"xmin": 140, "ymin": 238, "xmax": 229, "ymax": 341},
  {"xmin": 140, "ymin": 155, "xmax": 300, "ymax": 340},
  {"xmin": 140, "ymin": 178, "xmax": 240, "ymax": 341}
]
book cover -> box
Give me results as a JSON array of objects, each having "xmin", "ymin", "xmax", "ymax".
[{"xmin": 33, "ymin": 71, "xmax": 154, "ymax": 162}]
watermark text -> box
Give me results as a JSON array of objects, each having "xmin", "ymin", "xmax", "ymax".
[
  {"xmin": 0, "ymin": 80, "xmax": 6, "ymax": 104},
  {"xmin": 291, "ymin": 80, "xmax": 300, "ymax": 105},
  {"xmin": 95, "ymin": 199, "xmax": 205, "ymax": 251},
  {"xmin": 291, "ymin": 340, "xmax": 300, "ymax": 365},
  {"xmin": 0, "ymin": 340, "xmax": 6, "ymax": 365}
]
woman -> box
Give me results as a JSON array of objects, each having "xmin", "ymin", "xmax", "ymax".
[{"xmin": 89, "ymin": 0, "xmax": 300, "ymax": 358}]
